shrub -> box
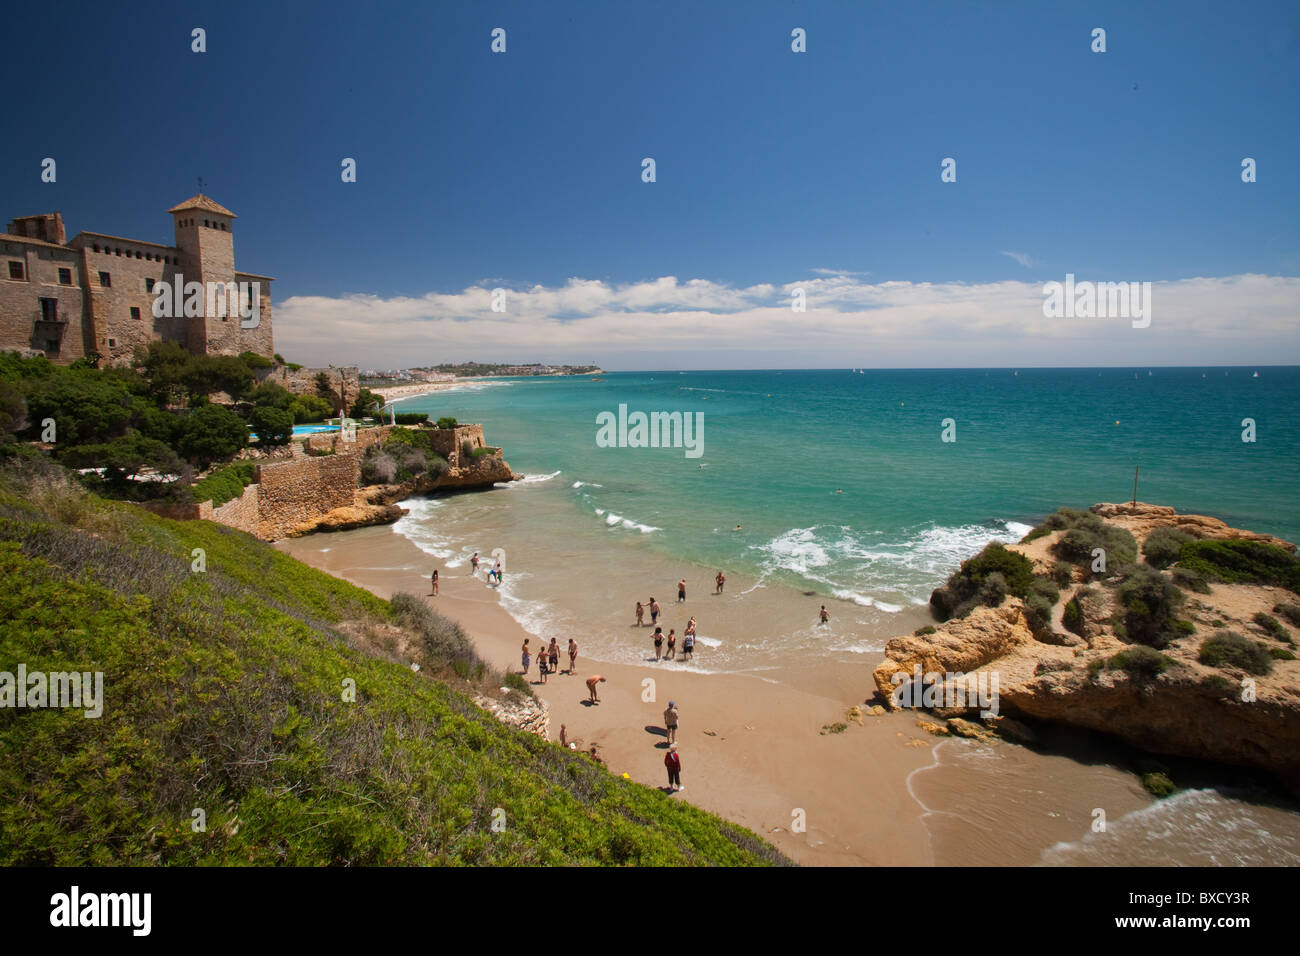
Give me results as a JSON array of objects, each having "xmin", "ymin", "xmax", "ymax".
[
  {"xmin": 435, "ymin": 417, "xmax": 458, "ymax": 429},
  {"xmin": 977, "ymin": 571, "xmax": 1008, "ymax": 608},
  {"xmin": 289, "ymin": 394, "xmax": 333, "ymax": 424},
  {"xmin": 1116, "ymin": 565, "xmax": 1184, "ymax": 649},
  {"xmin": 1274, "ymin": 603, "xmax": 1300, "ymax": 627},
  {"xmin": 1200, "ymin": 674, "xmax": 1236, "ymax": 699},
  {"xmin": 1172, "ymin": 567, "xmax": 1211, "ymax": 594},
  {"xmin": 913, "ymin": 625, "xmax": 937, "ymax": 636},
  {"xmin": 1270, "ymin": 648, "xmax": 1297, "ymax": 661},
  {"xmin": 460, "ymin": 439, "xmax": 475, "ymax": 460},
  {"xmin": 1023, "ymin": 578, "xmax": 1060, "ymax": 636},
  {"xmin": 394, "ymin": 412, "xmax": 429, "ymax": 425},
  {"xmin": 1143, "ymin": 526, "xmax": 1193, "ymax": 569},
  {"xmin": 1049, "ymin": 510, "xmax": 1138, "ymax": 573},
  {"xmin": 1252, "ymin": 612, "xmax": 1286, "ymax": 638},
  {"xmin": 1086, "ymin": 658, "xmax": 1105, "ymax": 681},
  {"xmin": 930, "ymin": 543, "xmax": 1036, "ymax": 620},
  {"xmin": 1172, "ymin": 619, "xmax": 1196, "ymax": 637},
  {"xmin": 1178, "ymin": 539, "xmax": 1300, "ymax": 593},
  {"xmin": 503, "ymin": 672, "xmax": 535, "ymax": 699},
  {"xmin": 361, "ymin": 451, "xmax": 397, "ymax": 485},
  {"xmin": 238, "ymin": 351, "xmax": 273, "ymax": 371},
  {"xmin": 390, "ymin": 591, "xmax": 485, "ymax": 677},
  {"xmin": 249, "ymin": 405, "xmax": 293, "ymax": 446},
  {"xmin": 1197, "ymin": 631, "xmax": 1274, "ymax": 676},
  {"xmin": 1019, "ymin": 525, "xmax": 1052, "ymax": 544},
  {"xmin": 350, "ymin": 388, "xmax": 383, "ymax": 419},
  {"xmin": 1062, "ymin": 595, "xmax": 1085, "ymax": 635},
  {"xmin": 191, "ymin": 460, "xmax": 257, "ymax": 507},
  {"xmin": 1108, "ymin": 645, "xmax": 1172, "ymax": 680},
  {"xmin": 1051, "ymin": 562, "xmax": 1074, "ymax": 588}
]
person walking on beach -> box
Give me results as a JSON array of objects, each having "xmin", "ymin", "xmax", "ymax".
[
  {"xmin": 560, "ymin": 724, "xmax": 569, "ymax": 748},
  {"xmin": 715, "ymin": 571, "xmax": 725, "ymax": 594},
  {"xmin": 471, "ymin": 552, "xmax": 479, "ymax": 574},
  {"xmin": 663, "ymin": 701, "xmax": 679, "ymax": 744},
  {"xmin": 538, "ymin": 652, "xmax": 550, "ymax": 683},
  {"xmin": 521, "ymin": 639, "xmax": 531, "ymax": 675},
  {"xmin": 586, "ymin": 675, "xmax": 606, "ymax": 703},
  {"xmin": 666, "ymin": 628, "xmax": 677, "ymax": 660},
  {"xmin": 430, "ymin": 568, "xmax": 439, "ymax": 596},
  {"xmin": 636, "ymin": 601, "xmax": 645, "ymax": 627},
  {"xmin": 548, "ymin": 638, "xmax": 560, "ymax": 675},
  {"xmin": 819, "ymin": 605, "xmax": 829, "ymax": 624},
  {"xmin": 664, "ymin": 744, "xmax": 683, "ymax": 792},
  {"xmin": 494, "ymin": 560, "xmax": 503, "ymax": 584},
  {"xmin": 677, "ymin": 578, "xmax": 687, "ymax": 603},
  {"xmin": 653, "ymin": 626, "xmax": 664, "ymax": 661},
  {"xmin": 568, "ymin": 638, "xmax": 579, "ymax": 675},
  {"xmin": 649, "ymin": 597, "xmax": 661, "ymax": 625}
]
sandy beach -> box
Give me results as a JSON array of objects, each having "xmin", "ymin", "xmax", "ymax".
[
  {"xmin": 278, "ymin": 525, "xmax": 1164, "ymax": 867},
  {"xmin": 370, "ymin": 381, "xmax": 472, "ymax": 403}
]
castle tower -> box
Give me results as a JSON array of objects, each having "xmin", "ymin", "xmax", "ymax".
[{"xmin": 168, "ymin": 194, "xmax": 240, "ymax": 356}]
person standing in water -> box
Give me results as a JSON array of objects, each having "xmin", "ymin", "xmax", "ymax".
[
  {"xmin": 471, "ymin": 552, "xmax": 480, "ymax": 574},
  {"xmin": 819, "ymin": 605, "xmax": 829, "ymax": 624},
  {"xmin": 677, "ymin": 579, "xmax": 687, "ymax": 603},
  {"xmin": 715, "ymin": 571, "xmax": 725, "ymax": 594},
  {"xmin": 649, "ymin": 597, "xmax": 661, "ymax": 625},
  {"xmin": 653, "ymin": 627, "xmax": 664, "ymax": 661},
  {"xmin": 636, "ymin": 601, "xmax": 645, "ymax": 627},
  {"xmin": 666, "ymin": 629, "xmax": 676, "ymax": 660}
]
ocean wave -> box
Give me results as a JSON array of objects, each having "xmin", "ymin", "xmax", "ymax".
[
  {"xmin": 1039, "ymin": 788, "xmax": 1300, "ymax": 867},
  {"xmin": 599, "ymin": 510, "xmax": 660, "ymax": 533},
  {"xmin": 572, "ymin": 480, "xmax": 604, "ymax": 489},
  {"xmin": 513, "ymin": 470, "xmax": 562, "ymax": 484}
]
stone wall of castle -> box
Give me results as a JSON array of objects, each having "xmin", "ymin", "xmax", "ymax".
[
  {"xmin": 255, "ymin": 453, "xmax": 361, "ymax": 540},
  {"xmin": 0, "ymin": 238, "xmax": 89, "ymax": 361},
  {"xmin": 210, "ymin": 481, "xmax": 262, "ymax": 536},
  {"xmin": 256, "ymin": 365, "xmax": 360, "ymax": 408}
]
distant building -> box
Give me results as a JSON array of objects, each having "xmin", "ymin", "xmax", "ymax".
[{"xmin": 1, "ymin": 194, "xmax": 274, "ymax": 365}]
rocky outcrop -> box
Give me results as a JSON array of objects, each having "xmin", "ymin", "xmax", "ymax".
[
  {"xmin": 474, "ymin": 692, "xmax": 550, "ymax": 737},
  {"xmin": 873, "ymin": 503, "xmax": 1300, "ymax": 793},
  {"xmin": 1091, "ymin": 501, "xmax": 1296, "ymax": 552}
]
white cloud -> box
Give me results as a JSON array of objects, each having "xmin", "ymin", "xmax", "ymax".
[
  {"xmin": 1000, "ymin": 250, "xmax": 1038, "ymax": 269},
  {"xmin": 273, "ymin": 273, "xmax": 1300, "ymax": 370}
]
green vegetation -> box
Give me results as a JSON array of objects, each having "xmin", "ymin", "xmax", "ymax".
[
  {"xmin": 1274, "ymin": 602, "xmax": 1300, "ymax": 627},
  {"xmin": 191, "ymin": 461, "xmax": 258, "ymax": 508},
  {"xmin": 1197, "ymin": 631, "xmax": 1274, "ymax": 676},
  {"xmin": 1143, "ymin": 526, "xmax": 1193, "ymax": 569},
  {"xmin": 1177, "ymin": 539, "xmax": 1300, "ymax": 593},
  {"xmin": 1141, "ymin": 771, "xmax": 1177, "ymax": 798},
  {"xmin": 361, "ymin": 428, "xmax": 450, "ymax": 486},
  {"xmin": 0, "ymin": 461, "xmax": 784, "ymax": 866},
  {"xmin": 929, "ymin": 542, "xmax": 1036, "ymax": 620},
  {"xmin": 1108, "ymin": 646, "xmax": 1173, "ymax": 680},
  {"xmin": 1115, "ymin": 565, "xmax": 1186, "ymax": 649},
  {"xmin": 394, "ymin": 412, "xmax": 429, "ymax": 426},
  {"xmin": 1200, "ymin": 674, "xmax": 1237, "ymax": 699},
  {"xmin": 1172, "ymin": 566, "xmax": 1212, "ymax": 594},
  {"xmin": 913, "ymin": 625, "xmax": 937, "ymax": 636},
  {"xmin": 1270, "ymin": 648, "xmax": 1297, "ymax": 661},
  {"xmin": 1062, "ymin": 594, "xmax": 1085, "ymax": 636},
  {"xmin": 248, "ymin": 406, "xmax": 292, "ymax": 446},
  {"xmin": 1251, "ymin": 612, "xmax": 1287, "ymax": 639},
  {"xmin": 435, "ymin": 417, "xmax": 458, "ymax": 430},
  {"xmin": 1041, "ymin": 508, "xmax": 1138, "ymax": 573},
  {"xmin": 820, "ymin": 722, "xmax": 848, "ymax": 735},
  {"xmin": 350, "ymin": 388, "xmax": 383, "ymax": 420}
]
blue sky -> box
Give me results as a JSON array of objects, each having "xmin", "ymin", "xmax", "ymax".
[{"xmin": 4, "ymin": 1, "xmax": 1298, "ymax": 368}]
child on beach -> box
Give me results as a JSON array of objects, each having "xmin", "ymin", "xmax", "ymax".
[
  {"xmin": 521, "ymin": 639, "xmax": 531, "ymax": 675},
  {"xmin": 653, "ymin": 627, "xmax": 664, "ymax": 661},
  {"xmin": 819, "ymin": 605, "xmax": 829, "ymax": 624},
  {"xmin": 636, "ymin": 602, "xmax": 645, "ymax": 626},
  {"xmin": 568, "ymin": 638, "xmax": 579, "ymax": 674},
  {"xmin": 430, "ymin": 569, "xmax": 439, "ymax": 596},
  {"xmin": 666, "ymin": 629, "xmax": 676, "ymax": 660},
  {"xmin": 471, "ymin": 552, "xmax": 479, "ymax": 574},
  {"xmin": 538, "ymin": 653, "xmax": 549, "ymax": 683}
]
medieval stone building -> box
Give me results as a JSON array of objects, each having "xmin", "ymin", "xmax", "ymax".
[{"xmin": 0, "ymin": 195, "xmax": 273, "ymax": 365}]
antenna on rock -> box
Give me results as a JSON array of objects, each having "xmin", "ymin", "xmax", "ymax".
[{"xmin": 1132, "ymin": 465, "xmax": 1140, "ymax": 508}]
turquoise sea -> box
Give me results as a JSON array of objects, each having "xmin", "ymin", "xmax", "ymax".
[{"xmin": 395, "ymin": 366, "xmax": 1299, "ymax": 615}]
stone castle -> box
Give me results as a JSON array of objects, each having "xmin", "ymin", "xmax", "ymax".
[{"xmin": 1, "ymin": 194, "xmax": 273, "ymax": 366}]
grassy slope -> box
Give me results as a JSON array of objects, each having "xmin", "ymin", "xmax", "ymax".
[{"xmin": 0, "ymin": 465, "xmax": 786, "ymax": 866}]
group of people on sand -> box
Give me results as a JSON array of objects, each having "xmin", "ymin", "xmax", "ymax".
[
  {"xmin": 521, "ymin": 636, "xmax": 579, "ymax": 683},
  {"xmin": 649, "ymin": 618, "xmax": 696, "ymax": 661}
]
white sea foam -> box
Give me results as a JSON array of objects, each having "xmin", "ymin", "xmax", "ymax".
[
  {"xmin": 572, "ymin": 480, "xmax": 604, "ymax": 489},
  {"xmin": 514, "ymin": 470, "xmax": 561, "ymax": 484}
]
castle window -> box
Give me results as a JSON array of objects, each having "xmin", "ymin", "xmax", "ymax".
[
  {"xmin": 115, "ymin": 248, "xmax": 122, "ymax": 256},
  {"xmin": 93, "ymin": 245, "xmax": 101, "ymax": 253},
  {"xmin": 8, "ymin": 261, "xmax": 25, "ymax": 280},
  {"xmin": 107, "ymin": 338, "xmax": 116, "ymax": 348},
  {"xmin": 58, "ymin": 268, "xmax": 72, "ymax": 284},
  {"xmin": 135, "ymin": 251, "xmax": 142, "ymax": 259},
  {"xmin": 98, "ymin": 271, "xmax": 111, "ymax": 288},
  {"xmin": 145, "ymin": 277, "xmax": 155, "ymax": 292},
  {"xmin": 130, "ymin": 307, "xmax": 141, "ymax": 320},
  {"xmin": 40, "ymin": 298, "xmax": 58, "ymax": 322}
]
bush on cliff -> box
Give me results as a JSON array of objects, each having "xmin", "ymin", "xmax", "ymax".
[
  {"xmin": 0, "ymin": 462, "xmax": 785, "ymax": 867},
  {"xmin": 436, "ymin": 417, "xmax": 458, "ymax": 429},
  {"xmin": 1044, "ymin": 509, "xmax": 1138, "ymax": 574},
  {"xmin": 1143, "ymin": 526, "xmax": 1193, "ymax": 569},
  {"xmin": 929, "ymin": 542, "xmax": 1035, "ymax": 620},
  {"xmin": 192, "ymin": 460, "xmax": 257, "ymax": 508},
  {"xmin": 1023, "ymin": 578, "xmax": 1060, "ymax": 637},
  {"xmin": 1178, "ymin": 539, "xmax": 1300, "ymax": 593},
  {"xmin": 390, "ymin": 591, "xmax": 487, "ymax": 680},
  {"xmin": 1172, "ymin": 566, "xmax": 1212, "ymax": 594},
  {"xmin": 1116, "ymin": 565, "xmax": 1185, "ymax": 649},
  {"xmin": 1197, "ymin": 631, "xmax": 1274, "ymax": 676},
  {"xmin": 177, "ymin": 404, "xmax": 249, "ymax": 467},
  {"xmin": 1108, "ymin": 646, "xmax": 1172, "ymax": 681},
  {"xmin": 1062, "ymin": 594, "xmax": 1085, "ymax": 636},
  {"xmin": 1273, "ymin": 602, "xmax": 1300, "ymax": 628}
]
